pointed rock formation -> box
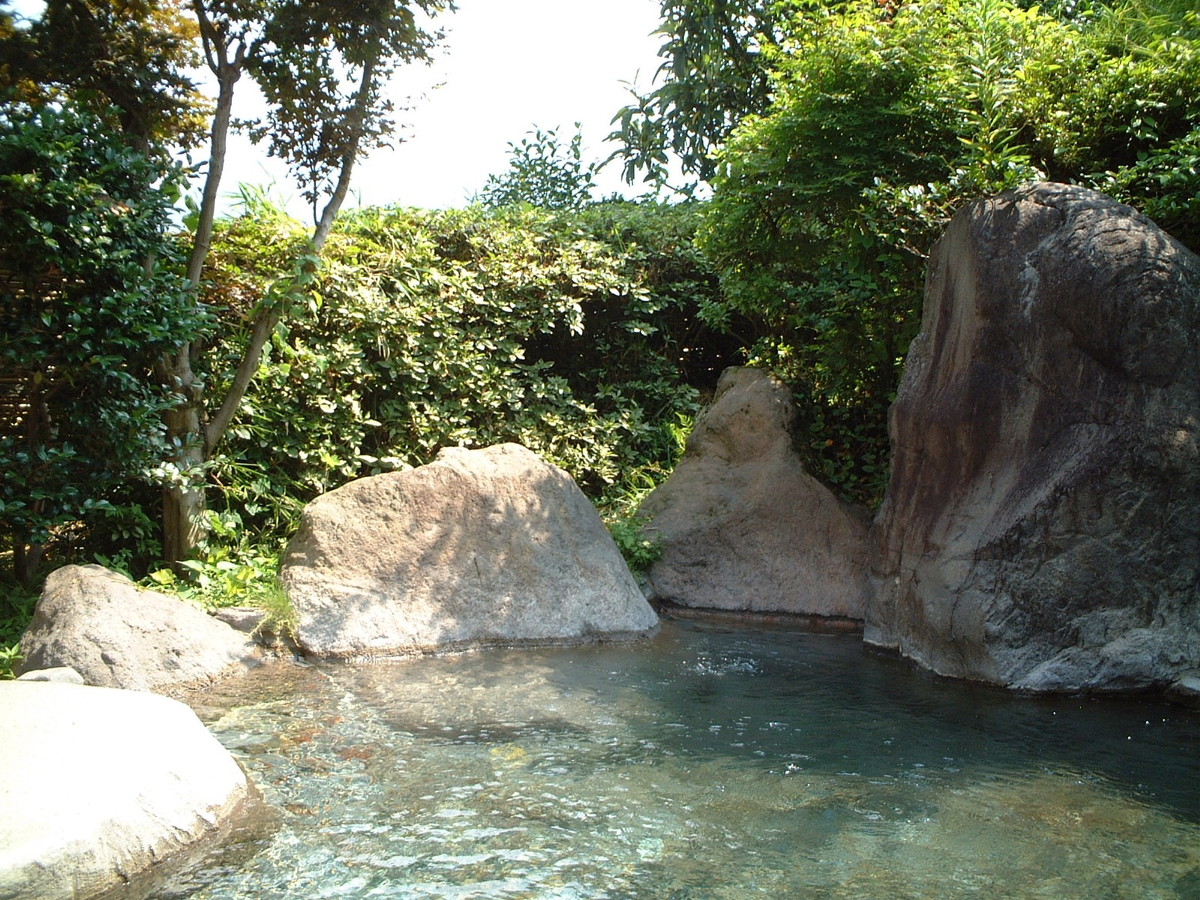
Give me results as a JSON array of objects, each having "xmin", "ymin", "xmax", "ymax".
[{"xmin": 640, "ymin": 367, "xmax": 871, "ymax": 620}]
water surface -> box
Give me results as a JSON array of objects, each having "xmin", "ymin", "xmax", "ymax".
[{"xmin": 158, "ymin": 620, "xmax": 1199, "ymax": 899}]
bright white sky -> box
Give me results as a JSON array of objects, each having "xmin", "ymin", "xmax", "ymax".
[
  {"xmin": 220, "ymin": 0, "xmax": 668, "ymax": 213},
  {"xmin": 9, "ymin": 0, "xmax": 668, "ymax": 212}
]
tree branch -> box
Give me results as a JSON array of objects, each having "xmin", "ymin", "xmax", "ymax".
[
  {"xmin": 312, "ymin": 53, "xmax": 379, "ymax": 251},
  {"xmin": 202, "ymin": 306, "xmax": 281, "ymax": 456},
  {"xmin": 204, "ymin": 52, "xmax": 382, "ymax": 455},
  {"xmin": 186, "ymin": 0, "xmax": 243, "ymax": 287}
]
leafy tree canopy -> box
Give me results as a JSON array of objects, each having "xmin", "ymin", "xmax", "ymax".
[
  {"xmin": 0, "ymin": 0, "xmax": 208, "ymax": 152},
  {"xmin": 607, "ymin": 0, "xmax": 786, "ymax": 190},
  {"xmin": 697, "ymin": 0, "xmax": 1199, "ymax": 503},
  {"xmin": 235, "ymin": 0, "xmax": 451, "ymax": 212}
]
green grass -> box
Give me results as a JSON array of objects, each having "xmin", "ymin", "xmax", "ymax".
[
  {"xmin": 0, "ymin": 578, "xmax": 39, "ymax": 679},
  {"xmin": 144, "ymin": 533, "xmax": 298, "ymax": 643}
]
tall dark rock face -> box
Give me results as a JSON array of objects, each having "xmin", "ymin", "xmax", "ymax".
[{"xmin": 868, "ymin": 183, "xmax": 1200, "ymax": 692}]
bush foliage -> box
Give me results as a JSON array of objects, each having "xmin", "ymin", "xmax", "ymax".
[
  {"xmin": 0, "ymin": 103, "xmax": 209, "ymax": 586},
  {"xmin": 476, "ymin": 124, "xmax": 599, "ymax": 211},
  {"xmin": 197, "ymin": 199, "xmax": 726, "ymax": 549}
]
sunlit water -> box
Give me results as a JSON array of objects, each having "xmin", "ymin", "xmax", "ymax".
[{"xmin": 155, "ymin": 620, "xmax": 1199, "ymax": 900}]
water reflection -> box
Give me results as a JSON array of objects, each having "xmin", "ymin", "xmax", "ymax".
[{"xmin": 160, "ymin": 620, "xmax": 1200, "ymax": 900}]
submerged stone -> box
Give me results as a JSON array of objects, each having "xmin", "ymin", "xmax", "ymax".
[{"xmin": 281, "ymin": 442, "xmax": 658, "ymax": 658}]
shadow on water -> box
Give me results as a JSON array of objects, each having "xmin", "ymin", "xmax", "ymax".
[{"xmin": 548, "ymin": 620, "xmax": 1200, "ymax": 818}]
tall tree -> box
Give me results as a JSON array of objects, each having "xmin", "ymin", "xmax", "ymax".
[
  {"xmin": 158, "ymin": 0, "xmax": 452, "ymax": 564},
  {"xmin": 2, "ymin": 0, "xmax": 209, "ymax": 579},
  {"xmin": 2, "ymin": 0, "xmax": 455, "ymax": 566}
]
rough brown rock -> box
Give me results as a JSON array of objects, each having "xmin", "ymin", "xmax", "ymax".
[
  {"xmin": 868, "ymin": 183, "xmax": 1200, "ymax": 691},
  {"xmin": 639, "ymin": 367, "xmax": 871, "ymax": 619},
  {"xmin": 17, "ymin": 564, "xmax": 262, "ymax": 693},
  {"xmin": 281, "ymin": 443, "xmax": 658, "ymax": 658}
]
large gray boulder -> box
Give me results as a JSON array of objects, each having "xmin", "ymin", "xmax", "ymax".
[
  {"xmin": 281, "ymin": 443, "xmax": 658, "ymax": 658},
  {"xmin": 869, "ymin": 183, "xmax": 1200, "ymax": 692},
  {"xmin": 639, "ymin": 367, "xmax": 871, "ymax": 619},
  {"xmin": 17, "ymin": 564, "xmax": 262, "ymax": 693},
  {"xmin": 0, "ymin": 681, "xmax": 264, "ymax": 900}
]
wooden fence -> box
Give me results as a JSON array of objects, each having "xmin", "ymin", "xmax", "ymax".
[{"xmin": 0, "ymin": 267, "xmax": 52, "ymax": 441}]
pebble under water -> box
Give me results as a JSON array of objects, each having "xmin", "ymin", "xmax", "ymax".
[{"xmin": 154, "ymin": 620, "xmax": 1199, "ymax": 900}]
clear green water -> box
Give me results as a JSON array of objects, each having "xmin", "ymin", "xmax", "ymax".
[{"xmin": 157, "ymin": 621, "xmax": 1199, "ymax": 900}]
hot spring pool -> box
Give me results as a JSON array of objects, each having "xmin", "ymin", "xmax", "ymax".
[{"xmin": 153, "ymin": 620, "xmax": 1199, "ymax": 899}]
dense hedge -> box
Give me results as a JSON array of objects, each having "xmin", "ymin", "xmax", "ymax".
[{"xmin": 198, "ymin": 199, "xmax": 734, "ymax": 545}]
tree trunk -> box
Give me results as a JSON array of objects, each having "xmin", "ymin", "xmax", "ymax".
[
  {"xmin": 12, "ymin": 529, "xmax": 44, "ymax": 586},
  {"xmin": 12, "ymin": 371, "xmax": 51, "ymax": 583},
  {"xmin": 202, "ymin": 307, "xmax": 282, "ymax": 456},
  {"xmin": 158, "ymin": 22, "xmax": 242, "ymax": 567},
  {"xmin": 158, "ymin": 345, "xmax": 207, "ymax": 567},
  {"xmin": 199, "ymin": 53, "xmax": 376, "ymax": 460},
  {"xmin": 158, "ymin": 21, "xmax": 380, "ymax": 566}
]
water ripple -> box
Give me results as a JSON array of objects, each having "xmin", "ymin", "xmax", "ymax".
[{"xmin": 156, "ymin": 621, "xmax": 1199, "ymax": 900}]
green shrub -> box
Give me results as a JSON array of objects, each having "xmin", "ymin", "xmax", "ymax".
[
  {"xmin": 476, "ymin": 124, "xmax": 598, "ymax": 210},
  {"xmin": 0, "ymin": 103, "xmax": 210, "ymax": 586},
  {"xmin": 606, "ymin": 513, "xmax": 665, "ymax": 575},
  {"xmin": 145, "ymin": 509, "xmax": 295, "ymax": 639},
  {"xmin": 197, "ymin": 200, "xmax": 720, "ymax": 550},
  {"xmin": 0, "ymin": 579, "xmax": 38, "ymax": 679}
]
